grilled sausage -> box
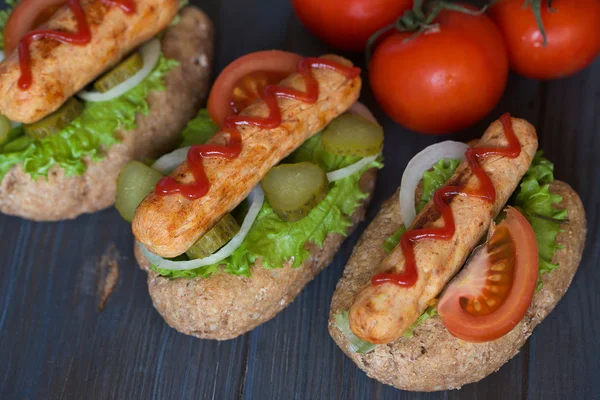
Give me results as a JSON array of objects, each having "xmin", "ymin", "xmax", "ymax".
[
  {"xmin": 132, "ymin": 55, "xmax": 361, "ymax": 258},
  {"xmin": 0, "ymin": 0, "xmax": 179, "ymax": 123},
  {"xmin": 348, "ymin": 117, "xmax": 538, "ymax": 344}
]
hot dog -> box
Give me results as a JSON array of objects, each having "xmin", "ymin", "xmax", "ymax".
[
  {"xmin": 115, "ymin": 49, "xmax": 380, "ymax": 339},
  {"xmin": 329, "ymin": 116, "xmax": 586, "ymax": 391},
  {"xmin": 0, "ymin": 0, "xmax": 178, "ymax": 124},
  {"xmin": 132, "ymin": 55, "xmax": 361, "ymax": 258},
  {"xmin": 0, "ymin": 3, "xmax": 214, "ymax": 221},
  {"xmin": 348, "ymin": 118, "xmax": 538, "ymax": 344}
]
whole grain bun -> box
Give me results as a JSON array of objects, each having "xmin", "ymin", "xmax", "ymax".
[
  {"xmin": 135, "ymin": 169, "xmax": 377, "ymax": 340},
  {"xmin": 0, "ymin": 7, "xmax": 214, "ymax": 221},
  {"xmin": 329, "ymin": 181, "xmax": 586, "ymax": 391}
]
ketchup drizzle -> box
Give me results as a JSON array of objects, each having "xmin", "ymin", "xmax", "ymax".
[
  {"xmin": 372, "ymin": 113, "xmax": 521, "ymax": 288},
  {"xmin": 17, "ymin": 0, "xmax": 136, "ymax": 90},
  {"xmin": 155, "ymin": 57, "xmax": 360, "ymax": 200}
]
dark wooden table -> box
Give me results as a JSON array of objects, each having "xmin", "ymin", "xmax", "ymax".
[{"xmin": 1, "ymin": 1, "xmax": 598, "ymax": 399}]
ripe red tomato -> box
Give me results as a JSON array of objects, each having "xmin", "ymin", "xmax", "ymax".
[
  {"xmin": 369, "ymin": 5, "xmax": 508, "ymax": 135},
  {"xmin": 438, "ymin": 208, "xmax": 539, "ymax": 342},
  {"xmin": 3, "ymin": 0, "xmax": 65, "ymax": 55},
  {"xmin": 207, "ymin": 50, "xmax": 302, "ymax": 125},
  {"xmin": 490, "ymin": 0, "xmax": 600, "ymax": 79},
  {"xmin": 292, "ymin": 0, "xmax": 412, "ymax": 52}
]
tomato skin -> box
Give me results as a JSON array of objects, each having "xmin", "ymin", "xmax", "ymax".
[
  {"xmin": 292, "ymin": 0, "xmax": 412, "ymax": 52},
  {"xmin": 438, "ymin": 207, "xmax": 539, "ymax": 343},
  {"xmin": 207, "ymin": 50, "xmax": 302, "ymax": 125},
  {"xmin": 369, "ymin": 6, "xmax": 508, "ymax": 135},
  {"xmin": 490, "ymin": 0, "xmax": 600, "ymax": 80},
  {"xmin": 3, "ymin": 0, "xmax": 66, "ymax": 55}
]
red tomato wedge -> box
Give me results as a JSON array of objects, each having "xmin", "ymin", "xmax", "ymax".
[
  {"xmin": 438, "ymin": 207, "xmax": 538, "ymax": 342},
  {"xmin": 207, "ymin": 50, "xmax": 302, "ymax": 125},
  {"xmin": 3, "ymin": 0, "xmax": 66, "ymax": 55}
]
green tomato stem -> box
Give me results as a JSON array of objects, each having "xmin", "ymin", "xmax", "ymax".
[
  {"xmin": 524, "ymin": 0, "xmax": 557, "ymax": 47},
  {"xmin": 365, "ymin": 0, "xmax": 490, "ymax": 67}
]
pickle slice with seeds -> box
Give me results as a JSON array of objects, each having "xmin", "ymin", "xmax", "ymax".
[
  {"xmin": 115, "ymin": 161, "xmax": 163, "ymax": 223},
  {"xmin": 186, "ymin": 214, "xmax": 241, "ymax": 260},
  {"xmin": 321, "ymin": 113, "xmax": 384, "ymax": 157},
  {"xmin": 93, "ymin": 52, "xmax": 143, "ymax": 93},
  {"xmin": 261, "ymin": 162, "xmax": 329, "ymax": 222},
  {"xmin": 24, "ymin": 97, "xmax": 84, "ymax": 140}
]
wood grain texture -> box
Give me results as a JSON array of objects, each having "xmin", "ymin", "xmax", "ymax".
[{"xmin": 0, "ymin": 0, "xmax": 598, "ymax": 399}]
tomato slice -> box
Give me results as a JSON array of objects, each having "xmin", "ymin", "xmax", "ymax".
[
  {"xmin": 3, "ymin": 0, "xmax": 66, "ymax": 55},
  {"xmin": 207, "ymin": 50, "xmax": 302, "ymax": 125},
  {"xmin": 437, "ymin": 207, "xmax": 538, "ymax": 342}
]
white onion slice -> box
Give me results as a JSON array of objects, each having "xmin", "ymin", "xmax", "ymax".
[
  {"xmin": 140, "ymin": 185, "xmax": 265, "ymax": 270},
  {"xmin": 348, "ymin": 101, "xmax": 378, "ymax": 124},
  {"xmin": 327, "ymin": 154, "xmax": 379, "ymax": 182},
  {"xmin": 78, "ymin": 38, "xmax": 161, "ymax": 102},
  {"xmin": 399, "ymin": 141, "xmax": 468, "ymax": 226},
  {"xmin": 152, "ymin": 146, "xmax": 190, "ymax": 175}
]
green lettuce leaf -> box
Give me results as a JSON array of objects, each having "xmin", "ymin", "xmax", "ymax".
[
  {"xmin": 0, "ymin": 0, "xmax": 18, "ymax": 52},
  {"xmin": 334, "ymin": 311, "xmax": 377, "ymax": 354},
  {"xmin": 401, "ymin": 306, "xmax": 437, "ymax": 338},
  {"xmin": 417, "ymin": 158, "xmax": 461, "ymax": 213},
  {"xmin": 511, "ymin": 151, "xmax": 566, "ymax": 288},
  {"xmin": 333, "ymin": 305, "xmax": 438, "ymax": 353},
  {"xmin": 155, "ymin": 131, "xmax": 383, "ymax": 279},
  {"xmin": 383, "ymin": 225, "xmax": 406, "ymax": 254},
  {"xmin": 0, "ymin": 55, "xmax": 178, "ymax": 182},
  {"xmin": 179, "ymin": 109, "xmax": 218, "ymax": 147}
]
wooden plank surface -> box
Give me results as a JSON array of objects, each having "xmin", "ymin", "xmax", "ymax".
[{"xmin": 0, "ymin": 1, "xmax": 598, "ymax": 399}]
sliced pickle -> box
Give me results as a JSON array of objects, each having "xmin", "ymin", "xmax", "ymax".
[
  {"xmin": 94, "ymin": 52, "xmax": 143, "ymax": 93},
  {"xmin": 186, "ymin": 214, "xmax": 241, "ymax": 260},
  {"xmin": 321, "ymin": 113, "xmax": 384, "ymax": 157},
  {"xmin": 0, "ymin": 115, "xmax": 11, "ymax": 145},
  {"xmin": 261, "ymin": 162, "xmax": 329, "ymax": 222},
  {"xmin": 24, "ymin": 97, "xmax": 83, "ymax": 140},
  {"xmin": 115, "ymin": 161, "xmax": 163, "ymax": 223}
]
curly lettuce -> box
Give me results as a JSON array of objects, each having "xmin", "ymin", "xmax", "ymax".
[
  {"xmin": 334, "ymin": 311, "xmax": 377, "ymax": 354},
  {"xmin": 512, "ymin": 151, "xmax": 567, "ymax": 288},
  {"xmin": 154, "ymin": 120, "xmax": 383, "ymax": 279},
  {"xmin": 417, "ymin": 159, "xmax": 461, "ymax": 214},
  {"xmin": 179, "ymin": 109, "xmax": 218, "ymax": 147},
  {"xmin": 0, "ymin": 56, "xmax": 178, "ymax": 182},
  {"xmin": 383, "ymin": 225, "xmax": 406, "ymax": 254}
]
